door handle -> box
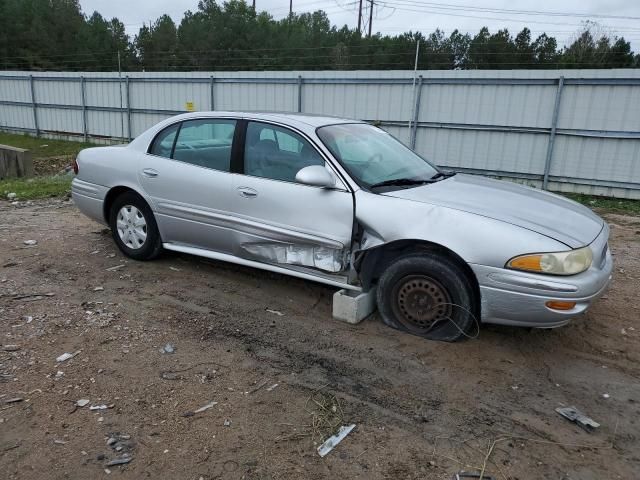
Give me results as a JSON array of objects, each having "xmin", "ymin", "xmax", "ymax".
[
  {"xmin": 142, "ymin": 168, "xmax": 159, "ymax": 178},
  {"xmin": 237, "ymin": 186, "xmax": 258, "ymax": 198}
]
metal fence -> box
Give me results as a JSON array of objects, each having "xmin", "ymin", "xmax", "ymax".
[{"xmin": 1, "ymin": 69, "xmax": 639, "ymax": 198}]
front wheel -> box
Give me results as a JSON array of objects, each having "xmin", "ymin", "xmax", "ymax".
[
  {"xmin": 376, "ymin": 252, "xmax": 478, "ymax": 342},
  {"xmin": 109, "ymin": 191, "xmax": 162, "ymax": 261}
]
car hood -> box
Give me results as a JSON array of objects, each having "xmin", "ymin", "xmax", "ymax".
[{"xmin": 382, "ymin": 174, "xmax": 603, "ymax": 248}]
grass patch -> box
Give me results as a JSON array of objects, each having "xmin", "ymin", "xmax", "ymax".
[
  {"xmin": 0, "ymin": 132, "xmax": 95, "ymax": 159},
  {"xmin": 563, "ymin": 193, "xmax": 640, "ymax": 216},
  {"xmin": 1, "ymin": 175, "xmax": 72, "ymax": 200}
]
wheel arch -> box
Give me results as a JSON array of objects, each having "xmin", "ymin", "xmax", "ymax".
[
  {"xmin": 103, "ymin": 185, "xmax": 151, "ymax": 223},
  {"xmin": 355, "ymin": 239, "xmax": 481, "ymax": 315}
]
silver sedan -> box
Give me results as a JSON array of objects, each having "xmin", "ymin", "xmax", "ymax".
[{"xmin": 72, "ymin": 112, "xmax": 613, "ymax": 341}]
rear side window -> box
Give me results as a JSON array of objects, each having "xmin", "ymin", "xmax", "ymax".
[
  {"xmin": 173, "ymin": 119, "xmax": 236, "ymax": 172},
  {"xmin": 149, "ymin": 123, "xmax": 179, "ymax": 158},
  {"xmin": 148, "ymin": 119, "xmax": 236, "ymax": 172}
]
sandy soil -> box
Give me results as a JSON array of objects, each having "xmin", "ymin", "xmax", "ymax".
[{"xmin": 1, "ymin": 199, "xmax": 639, "ymax": 480}]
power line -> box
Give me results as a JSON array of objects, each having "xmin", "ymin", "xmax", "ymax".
[
  {"xmin": 1, "ymin": 43, "xmax": 635, "ymax": 66},
  {"xmin": 269, "ymin": 0, "xmax": 339, "ymax": 12},
  {"xmin": 375, "ymin": 1, "xmax": 640, "ymax": 33},
  {"xmin": 4, "ymin": 50, "xmax": 635, "ymax": 72},
  {"xmin": 373, "ymin": 0, "xmax": 640, "ymax": 22}
]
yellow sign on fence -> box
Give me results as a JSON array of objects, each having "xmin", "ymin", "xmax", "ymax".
[{"xmin": 185, "ymin": 101, "xmax": 195, "ymax": 112}]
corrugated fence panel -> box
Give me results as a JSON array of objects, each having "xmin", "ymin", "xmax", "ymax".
[
  {"xmin": 85, "ymin": 79, "xmax": 123, "ymax": 108},
  {"xmin": 418, "ymin": 83, "xmax": 556, "ymax": 128},
  {"xmin": 558, "ymin": 84, "xmax": 640, "ymax": 132},
  {"xmin": 382, "ymin": 124, "xmax": 411, "ymax": 146},
  {"xmin": 130, "ymin": 80, "xmax": 209, "ymax": 112},
  {"xmin": 0, "ymin": 104, "xmax": 33, "ymax": 131},
  {"xmin": 86, "ymin": 110, "xmax": 125, "ymax": 139},
  {"xmin": 304, "ymin": 83, "xmax": 414, "ymax": 121},
  {"xmin": 131, "ymin": 113, "xmax": 172, "ymax": 138},
  {"xmin": 1, "ymin": 69, "xmax": 640, "ymax": 198},
  {"xmin": 0, "ymin": 77, "xmax": 34, "ymax": 132},
  {"xmin": 415, "ymin": 128, "xmax": 548, "ymax": 174},
  {"xmin": 214, "ymin": 81, "xmax": 297, "ymax": 111},
  {"xmin": 551, "ymin": 136, "xmax": 640, "ymax": 184},
  {"xmin": 37, "ymin": 108, "xmax": 83, "ymax": 134},
  {"xmin": 34, "ymin": 78, "xmax": 81, "ymax": 106},
  {"xmin": 0, "ymin": 77, "xmax": 31, "ymax": 103}
]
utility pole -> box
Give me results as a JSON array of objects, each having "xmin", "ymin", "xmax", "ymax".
[
  {"xmin": 368, "ymin": 0, "xmax": 374, "ymax": 37},
  {"xmin": 289, "ymin": 0, "xmax": 292, "ymax": 16},
  {"xmin": 117, "ymin": 51, "xmax": 125, "ymax": 142},
  {"xmin": 252, "ymin": 0, "xmax": 255, "ymax": 10},
  {"xmin": 408, "ymin": 40, "xmax": 420, "ymax": 140},
  {"xmin": 357, "ymin": 0, "xmax": 363, "ymax": 34}
]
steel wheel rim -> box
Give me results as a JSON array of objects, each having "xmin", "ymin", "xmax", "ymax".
[
  {"xmin": 116, "ymin": 205, "xmax": 147, "ymax": 250},
  {"xmin": 392, "ymin": 274, "xmax": 453, "ymax": 333}
]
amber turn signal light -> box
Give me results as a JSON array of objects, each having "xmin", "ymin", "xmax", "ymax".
[{"xmin": 545, "ymin": 300, "xmax": 577, "ymax": 311}]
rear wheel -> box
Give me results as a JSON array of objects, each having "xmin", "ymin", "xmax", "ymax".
[
  {"xmin": 109, "ymin": 191, "xmax": 162, "ymax": 261},
  {"xmin": 376, "ymin": 252, "xmax": 478, "ymax": 342}
]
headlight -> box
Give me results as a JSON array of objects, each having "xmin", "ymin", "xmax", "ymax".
[{"xmin": 506, "ymin": 246, "xmax": 593, "ymax": 275}]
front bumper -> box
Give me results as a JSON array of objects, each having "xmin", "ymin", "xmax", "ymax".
[{"xmin": 471, "ymin": 225, "xmax": 613, "ymax": 328}]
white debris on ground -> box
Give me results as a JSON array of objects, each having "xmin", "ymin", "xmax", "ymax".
[{"xmin": 317, "ymin": 424, "xmax": 357, "ymax": 457}]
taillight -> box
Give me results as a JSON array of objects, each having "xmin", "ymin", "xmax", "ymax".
[{"xmin": 73, "ymin": 159, "xmax": 79, "ymax": 174}]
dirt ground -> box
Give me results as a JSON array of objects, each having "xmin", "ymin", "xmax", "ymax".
[{"xmin": 1, "ymin": 199, "xmax": 639, "ymax": 480}]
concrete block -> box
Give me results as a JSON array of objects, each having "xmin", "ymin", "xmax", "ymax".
[
  {"xmin": 332, "ymin": 288, "xmax": 377, "ymax": 324},
  {"xmin": 0, "ymin": 144, "xmax": 34, "ymax": 179}
]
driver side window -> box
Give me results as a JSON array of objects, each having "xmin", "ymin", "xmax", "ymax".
[{"xmin": 244, "ymin": 122, "xmax": 324, "ymax": 183}]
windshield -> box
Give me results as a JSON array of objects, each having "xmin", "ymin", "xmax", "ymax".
[{"xmin": 317, "ymin": 123, "xmax": 439, "ymax": 189}]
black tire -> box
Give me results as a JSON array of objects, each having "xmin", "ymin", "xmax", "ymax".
[
  {"xmin": 109, "ymin": 191, "xmax": 162, "ymax": 261},
  {"xmin": 376, "ymin": 252, "xmax": 478, "ymax": 342}
]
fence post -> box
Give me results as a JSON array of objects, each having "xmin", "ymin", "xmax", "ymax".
[
  {"xmin": 410, "ymin": 75, "xmax": 423, "ymax": 150},
  {"xmin": 126, "ymin": 76, "xmax": 132, "ymax": 142},
  {"xmin": 80, "ymin": 76, "xmax": 88, "ymax": 142},
  {"xmin": 210, "ymin": 75, "xmax": 215, "ymax": 111},
  {"xmin": 297, "ymin": 75, "xmax": 303, "ymax": 113},
  {"xmin": 543, "ymin": 76, "xmax": 565, "ymax": 190},
  {"xmin": 29, "ymin": 75, "xmax": 39, "ymax": 137}
]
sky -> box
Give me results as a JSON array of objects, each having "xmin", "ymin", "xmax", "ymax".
[{"xmin": 79, "ymin": 0, "xmax": 640, "ymax": 49}]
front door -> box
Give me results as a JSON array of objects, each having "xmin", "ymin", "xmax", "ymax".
[
  {"xmin": 139, "ymin": 118, "xmax": 238, "ymax": 253},
  {"xmin": 228, "ymin": 121, "xmax": 354, "ymax": 273}
]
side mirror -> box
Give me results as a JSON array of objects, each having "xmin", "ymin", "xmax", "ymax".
[{"xmin": 295, "ymin": 165, "xmax": 336, "ymax": 188}]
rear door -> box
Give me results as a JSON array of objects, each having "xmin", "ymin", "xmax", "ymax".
[
  {"xmin": 228, "ymin": 120, "xmax": 354, "ymax": 273},
  {"xmin": 139, "ymin": 118, "xmax": 238, "ymax": 253}
]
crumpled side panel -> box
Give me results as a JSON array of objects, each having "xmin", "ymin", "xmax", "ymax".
[{"xmin": 240, "ymin": 242, "xmax": 345, "ymax": 273}]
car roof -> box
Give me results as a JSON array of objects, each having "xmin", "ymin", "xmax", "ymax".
[{"xmin": 177, "ymin": 111, "xmax": 363, "ymax": 128}]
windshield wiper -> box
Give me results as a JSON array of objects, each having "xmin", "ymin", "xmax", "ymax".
[
  {"xmin": 430, "ymin": 171, "xmax": 456, "ymax": 180},
  {"xmin": 369, "ymin": 177, "xmax": 434, "ymax": 190}
]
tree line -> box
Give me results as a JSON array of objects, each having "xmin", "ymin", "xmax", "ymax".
[{"xmin": 0, "ymin": 0, "xmax": 638, "ymax": 71}]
